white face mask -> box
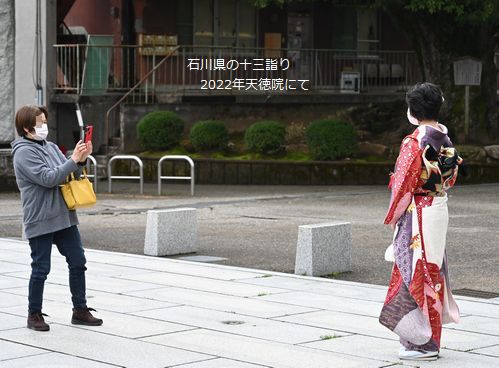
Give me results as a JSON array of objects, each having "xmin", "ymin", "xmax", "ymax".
[
  {"xmin": 406, "ymin": 108, "xmax": 420, "ymax": 126},
  {"xmin": 31, "ymin": 123, "xmax": 48, "ymax": 141}
]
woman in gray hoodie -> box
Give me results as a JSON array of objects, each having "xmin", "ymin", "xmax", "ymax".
[{"xmin": 11, "ymin": 105, "xmax": 103, "ymax": 331}]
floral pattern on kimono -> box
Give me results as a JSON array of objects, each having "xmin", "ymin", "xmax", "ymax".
[{"xmin": 379, "ymin": 124, "xmax": 461, "ymax": 352}]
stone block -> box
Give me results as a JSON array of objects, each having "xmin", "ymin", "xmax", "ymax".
[
  {"xmin": 455, "ymin": 145, "xmax": 487, "ymax": 162},
  {"xmin": 251, "ymin": 164, "xmax": 266, "ymax": 184},
  {"xmin": 144, "ymin": 208, "xmax": 197, "ymax": 256},
  {"xmin": 295, "ymin": 222, "xmax": 352, "ymax": 276},
  {"xmin": 358, "ymin": 141, "xmax": 389, "ymax": 157},
  {"xmin": 237, "ymin": 163, "xmax": 251, "ymax": 184},
  {"xmin": 210, "ymin": 162, "xmax": 225, "ymax": 184},
  {"xmin": 484, "ymin": 145, "xmax": 499, "ymax": 160}
]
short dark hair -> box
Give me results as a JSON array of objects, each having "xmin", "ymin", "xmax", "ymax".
[
  {"xmin": 15, "ymin": 105, "xmax": 43, "ymax": 137},
  {"xmin": 406, "ymin": 83, "xmax": 443, "ymax": 121},
  {"xmin": 37, "ymin": 105, "xmax": 48, "ymax": 120}
]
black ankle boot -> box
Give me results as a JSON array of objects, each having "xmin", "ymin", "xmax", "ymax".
[
  {"xmin": 27, "ymin": 312, "xmax": 50, "ymax": 331},
  {"xmin": 71, "ymin": 307, "xmax": 103, "ymax": 326}
]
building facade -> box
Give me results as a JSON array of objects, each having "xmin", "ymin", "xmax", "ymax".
[{"xmin": 2, "ymin": 0, "xmax": 421, "ymax": 152}]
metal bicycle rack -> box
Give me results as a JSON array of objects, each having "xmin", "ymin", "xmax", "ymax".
[
  {"xmin": 108, "ymin": 155, "xmax": 144, "ymax": 194},
  {"xmin": 158, "ymin": 155, "xmax": 195, "ymax": 196},
  {"xmin": 85, "ymin": 155, "xmax": 98, "ymax": 192}
]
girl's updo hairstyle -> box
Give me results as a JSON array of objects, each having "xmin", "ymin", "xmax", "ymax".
[{"xmin": 406, "ymin": 82, "xmax": 444, "ymax": 122}]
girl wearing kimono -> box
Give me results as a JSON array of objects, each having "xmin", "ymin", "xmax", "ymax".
[{"xmin": 379, "ymin": 83, "xmax": 461, "ymax": 361}]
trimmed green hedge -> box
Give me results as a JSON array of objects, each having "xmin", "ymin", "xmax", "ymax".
[
  {"xmin": 244, "ymin": 121, "xmax": 286, "ymax": 154},
  {"xmin": 189, "ymin": 120, "xmax": 229, "ymax": 151},
  {"xmin": 306, "ymin": 119, "xmax": 358, "ymax": 160},
  {"xmin": 136, "ymin": 111, "xmax": 184, "ymax": 150}
]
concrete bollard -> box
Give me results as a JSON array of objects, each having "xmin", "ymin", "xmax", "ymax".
[
  {"xmin": 144, "ymin": 208, "xmax": 197, "ymax": 256},
  {"xmin": 294, "ymin": 222, "xmax": 352, "ymax": 277}
]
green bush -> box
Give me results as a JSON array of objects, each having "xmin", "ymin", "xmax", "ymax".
[
  {"xmin": 136, "ymin": 111, "xmax": 184, "ymax": 150},
  {"xmin": 305, "ymin": 119, "xmax": 358, "ymax": 160},
  {"xmin": 244, "ymin": 121, "xmax": 285, "ymax": 154},
  {"xmin": 189, "ymin": 120, "xmax": 229, "ymax": 151}
]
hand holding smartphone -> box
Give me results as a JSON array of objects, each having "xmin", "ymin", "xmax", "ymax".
[{"xmin": 84, "ymin": 125, "xmax": 93, "ymax": 143}]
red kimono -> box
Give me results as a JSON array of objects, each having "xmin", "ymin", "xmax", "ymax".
[{"xmin": 379, "ymin": 124, "xmax": 461, "ymax": 352}]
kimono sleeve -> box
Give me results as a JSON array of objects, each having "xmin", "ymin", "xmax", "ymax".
[{"xmin": 384, "ymin": 137, "xmax": 422, "ymax": 225}]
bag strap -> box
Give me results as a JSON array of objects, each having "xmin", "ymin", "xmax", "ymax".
[{"xmin": 66, "ymin": 167, "xmax": 87, "ymax": 182}]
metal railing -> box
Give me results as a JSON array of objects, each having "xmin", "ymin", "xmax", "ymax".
[
  {"xmin": 107, "ymin": 155, "xmax": 143, "ymax": 194},
  {"xmin": 104, "ymin": 46, "xmax": 180, "ymax": 151},
  {"xmin": 54, "ymin": 44, "xmax": 421, "ymax": 96},
  {"xmin": 158, "ymin": 155, "xmax": 195, "ymax": 196},
  {"xmin": 85, "ymin": 154, "xmax": 98, "ymax": 193}
]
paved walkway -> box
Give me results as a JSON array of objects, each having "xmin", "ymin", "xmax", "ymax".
[{"xmin": 1, "ymin": 238, "xmax": 498, "ymax": 367}]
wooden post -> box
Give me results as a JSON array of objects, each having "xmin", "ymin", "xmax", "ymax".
[{"xmin": 453, "ymin": 58, "xmax": 482, "ymax": 143}]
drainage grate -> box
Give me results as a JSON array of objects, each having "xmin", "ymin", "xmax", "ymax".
[
  {"xmin": 177, "ymin": 255, "xmax": 228, "ymax": 263},
  {"xmin": 452, "ymin": 288, "xmax": 499, "ymax": 299},
  {"xmin": 221, "ymin": 320, "xmax": 245, "ymax": 325}
]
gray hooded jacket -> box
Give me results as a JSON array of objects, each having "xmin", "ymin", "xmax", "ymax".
[{"xmin": 11, "ymin": 137, "xmax": 84, "ymax": 239}]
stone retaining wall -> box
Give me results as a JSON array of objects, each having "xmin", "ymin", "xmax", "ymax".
[
  {"xmin": 112, "ymin": 157, "xmax": 499, "ymax": 186},
  {"xmin": 0, "ymin": 149, "xmax": 16, "ymax": 190},
  {"xmin": 2, "ymin": 150, "xmax": 499, "ymax": 192}
]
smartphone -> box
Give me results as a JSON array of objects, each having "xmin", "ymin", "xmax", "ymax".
[{"xmin": 84, "ymin": 125, "xmax": 93, "ymax": 143}]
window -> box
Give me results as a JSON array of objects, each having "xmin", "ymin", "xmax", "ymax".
[
  {"xmin": 357, "ymin": 8, "xmax": 379, "ymax": 52},
  {"xmin": 194, "ymin": 0, "xmax": 256, "ymax": 48},
  {"xmin": 330, "ymin": 6, "xmax": 379, "ymax": 52},
  {"xmin": 238, "ymin": 0, "xmax": 256, "ymax": 48},
  {"xmin": 141, "ymin": 0, "xmax": 193, "ymax": 44},
  {"xmin": 194, "ymin": 0, "xmax": 214, "ymax": 46},
  {"xmin": 331, "ymin": 7, "xmax": 357, "ymax": 50},
  {"xmin": 177, "ymin": 0, "xmax": 193, "ymax": 44},
  {"xmin": 218, "ymin": 0, "xmax": 237, "ymax": 46}
]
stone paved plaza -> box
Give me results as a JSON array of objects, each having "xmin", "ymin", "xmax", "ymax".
[{"xmin": 1, "ymin": 237, "xmax": 498, "ymax": 367}]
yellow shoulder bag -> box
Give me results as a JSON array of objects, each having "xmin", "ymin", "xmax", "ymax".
[{"xmin": 60, "ymin": 168, "xmax": 97, "ymax": 210}]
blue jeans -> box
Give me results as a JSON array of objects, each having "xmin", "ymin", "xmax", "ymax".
[{"xmin": 28, "ymin": 225, "xmax": 87, "ymax": 313}]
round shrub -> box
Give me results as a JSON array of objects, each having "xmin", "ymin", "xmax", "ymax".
[
  {"xmin": 189, "ymin": 120, "xmax": 229, "ymax": 151},
  {"xmin": 244, "ymin": 121, "xmax": 285, "ymax": 154},
  {"xmin": 305, "ymin": 120, "xmax": 358, "ymax": 160},
  {"xmin": 136, "ymin": 111, "xmax": 184, "ymax": 150}
]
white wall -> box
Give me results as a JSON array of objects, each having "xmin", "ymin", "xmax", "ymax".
[
  {"xmin": 15, "ymin": 0, "xmax": 46, "ymax": 109},
  {"xmin": 14, "ymin": 0, "xmax": 57, "ymax": 135}
]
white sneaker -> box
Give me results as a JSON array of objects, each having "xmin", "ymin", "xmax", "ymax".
[{"xmin": 399, "ymin": 347, "xmax": 439, "ymax": 361}]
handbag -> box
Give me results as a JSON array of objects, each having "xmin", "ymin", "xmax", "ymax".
[{"xmin": 60, "ymin": 168, "xmax": 97, "ymax": 210}]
